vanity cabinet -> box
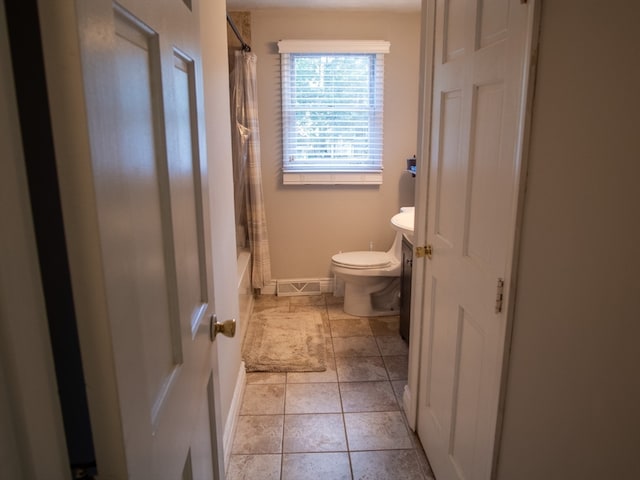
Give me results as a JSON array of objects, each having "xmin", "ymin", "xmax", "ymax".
[{"xmin": 400, "ymin": 234, "xmax": 412, "ymax": 342}]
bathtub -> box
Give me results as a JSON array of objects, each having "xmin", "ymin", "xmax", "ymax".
[
  {"xmin": 222, "ymin": 248, "xmax": 253, "ymax": 467},
  {"xmin": 236, "ymin": 249, "xmax": 253, "ymax": 342}
]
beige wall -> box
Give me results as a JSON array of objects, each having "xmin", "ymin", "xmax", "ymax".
[
  {"xmin": 248, "ymin": 9, "xmax": 421, "ymax": 279},
  {"xmin": 497, "ymin": 1, "xmax": 640, "ymax": 478},
  {"xmin": 0, "ymin": 3, "xmax": 70, "ymax": 476}
]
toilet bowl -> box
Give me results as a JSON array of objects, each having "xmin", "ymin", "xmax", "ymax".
[{"xmin": 331, "ymin": 230, "xmax": 403, "ymax": 317}]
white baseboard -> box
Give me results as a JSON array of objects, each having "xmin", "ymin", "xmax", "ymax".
[
  {"xmin": 223, "ymin": 361, "xmax": 246, "ymax": 471},
  {"xmin": 403, "ymin": 384, "xmax": 416, "ymax": 430}
]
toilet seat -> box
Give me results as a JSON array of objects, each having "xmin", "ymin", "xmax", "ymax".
[{"xmin": 332, "ymin": 251, "xmax": 392, "ymax": 269}]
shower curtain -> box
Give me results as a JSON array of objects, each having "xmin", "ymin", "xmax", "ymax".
[{"xmin": 231, "ymin": 50, "xmax": 272, "ymax": 290}]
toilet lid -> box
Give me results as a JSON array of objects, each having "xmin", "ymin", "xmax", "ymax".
[{"xmin": 332, "ymin": 251, "xmax": 392, "ymax": 269}]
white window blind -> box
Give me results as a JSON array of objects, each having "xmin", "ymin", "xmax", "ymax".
[{"xmin": 278, "ymin": 40, "xmax": 390, "ymax": 185}]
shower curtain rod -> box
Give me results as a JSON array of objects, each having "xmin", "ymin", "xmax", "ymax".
[{"xmin": 226, "ymin": 14, "xmax": 251, "ymax": 52}]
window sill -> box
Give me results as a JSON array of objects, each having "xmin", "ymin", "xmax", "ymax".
[{"xmin": 283, "ymin": 172, "xmax": 382, "ymax": 185}]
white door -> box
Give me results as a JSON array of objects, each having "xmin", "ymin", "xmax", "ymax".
[
  {"xmin": 417, "ymin": 1, "xmax": 535, "ymax": 479},
  {"xmin": 43, "ymin": 0, "xmax": 228, "ymax": 478}
]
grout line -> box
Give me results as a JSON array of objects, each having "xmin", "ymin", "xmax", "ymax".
[
  {"xmin": 280, "ymin": 296, "xmax": 289, "ymax": 480},
  {"xmin": 331, "ymin": 298, "xmax": 356, "ymax": 479}
]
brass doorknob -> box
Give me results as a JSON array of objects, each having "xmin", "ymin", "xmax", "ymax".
[{"xmin": 210, "ymin": 315, "xmax": 236, "ymax": 341}]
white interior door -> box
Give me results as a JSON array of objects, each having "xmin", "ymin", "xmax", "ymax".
[
  {"xmin": 417, "ymin": 1, "xmax": 535, "ymax": 479},
  {"xmin": 44, "ymin": 0, "xmax": 227, "ymax": 478}
]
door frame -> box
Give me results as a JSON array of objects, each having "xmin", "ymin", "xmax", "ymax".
[
  {"xmin": 0, "ymin": 2, "xmax": 70, "ymax": 477},
  {"xmin": 0, "ymin": 94, "xmax": 71, "ymax": 480},
  {"xmin": 404, "ymin": 0, "xmax": 436, "ymax": 429},
  {"xmin": 406, "ymin": 0, "xmax": 542, "ymax": 474}
]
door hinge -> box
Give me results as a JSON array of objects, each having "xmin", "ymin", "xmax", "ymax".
[
  {"xmin": 495, "ymin": 278, "xmax": 505, "ymax": 313},
  {"xmin": 415, "ymin": 245, "xmax": 433, "ymax": 259}
]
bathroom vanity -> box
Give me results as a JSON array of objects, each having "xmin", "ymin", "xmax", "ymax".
[{"xmin": 391, "ymin": 207, "xmax": 415, "ymax": 344}]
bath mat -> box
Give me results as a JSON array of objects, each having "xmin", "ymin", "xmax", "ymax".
[{"xmin": 242, "ymin": 311, "xmax": 326, "ymax": 372}]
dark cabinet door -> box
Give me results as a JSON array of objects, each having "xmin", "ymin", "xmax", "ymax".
[{"xmin": 400, "ymin": 235, "xmax": 412, "ymax": 342}]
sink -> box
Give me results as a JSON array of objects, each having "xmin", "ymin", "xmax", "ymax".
[{"xmin": 391, "ymin": 208, "xmax": 414, "ymax": 243}]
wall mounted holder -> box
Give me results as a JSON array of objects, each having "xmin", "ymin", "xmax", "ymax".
[{"xmin": 406, "ymin": 155, "xmax": 417, "ymax": 177}]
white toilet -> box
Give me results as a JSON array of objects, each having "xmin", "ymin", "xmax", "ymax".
[{"xmin": 331, "ymin": 230, "xmax": 403, "ymax": 317}]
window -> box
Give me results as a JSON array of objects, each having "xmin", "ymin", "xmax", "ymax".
[{"xmin": 278, "ymin": 40, "xmax": 390, "ymax": 185}]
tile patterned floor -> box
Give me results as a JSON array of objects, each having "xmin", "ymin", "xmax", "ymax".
[{"xmin": 228, "ymin": 294, "xmax": 435, "ymax": 480}]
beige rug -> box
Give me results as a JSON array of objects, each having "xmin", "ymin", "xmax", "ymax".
[{"xmin": 242, "ymin": 311, "xmax": 326, "ymax": 372}]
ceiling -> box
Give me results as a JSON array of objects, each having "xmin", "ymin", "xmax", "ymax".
[{"xmin": 226, "ymin": 0, "xmax": 421, "ymax": 12}]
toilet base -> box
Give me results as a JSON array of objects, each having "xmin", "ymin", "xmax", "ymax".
[{"xmin": 343, "ymin": 277, "xmax": 400, "ymax": 317}]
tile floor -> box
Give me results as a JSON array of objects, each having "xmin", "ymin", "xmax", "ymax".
[{"xmin": 228, "ymin": 294, "xmax": 435, "ymax": 480}]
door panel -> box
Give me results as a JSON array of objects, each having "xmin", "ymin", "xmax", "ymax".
[
  {"xmin": 477, "ymin": 0, "xmax": 510, "ymax": 48},
  {"xmin": 418, "ymin": 1, "xmax": 534, "ymax": 479},
  {"xmin": 170, "ymin": 51, "xmax": 209, "ymax": 334},
  {"xmin": 425, "ymin": 279, "xmax": 458, "ymax": 435},
  {"xmin": 450, "ymin": 310, "xmax": 484, "ymax": 477},
  {"xmin": 466, "ymin": 81, "xmax": 505, "ymax": 266},
  {"xmin": 112, "ymin": 10, "xmax": 182, "ymax": 425},
  {"xmin": 444, "ymin": 0, "xmax": 466, "ymax": 61},
  {"xmin": 435, "ymin": 89, "xmax": 463, "ymax": 246}
]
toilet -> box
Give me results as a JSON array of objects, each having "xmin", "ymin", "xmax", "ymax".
[{"xmin": 331, "ymin": 230, "xmax": 403, "ymax": 317}]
